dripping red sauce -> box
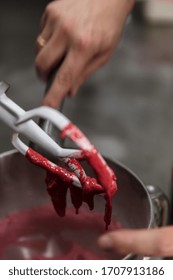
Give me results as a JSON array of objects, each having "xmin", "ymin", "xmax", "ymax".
[{"xmin": 26, "ymin": 122, "xmax": 117, "ymax": 229}]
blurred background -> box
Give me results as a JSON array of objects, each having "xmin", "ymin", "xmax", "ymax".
[{"xmin": 0, "ymin": 0, "xmax": 173, "ymax": 202}]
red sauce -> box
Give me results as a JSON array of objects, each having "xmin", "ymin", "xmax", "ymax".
[
  {"xmin": 0, "ymin": 205, "xmax": 123, "ymax": 260},
  {"xmin": 61, "ymin": 123, "xmax": 117, "ymax": 228},
  {"xmin": 26, "ymin": 149, "xmax": 104, "ymax": 219},
  {"xmin": 26, "ymin": 122, "xmax": 117, "ymax": 229}
]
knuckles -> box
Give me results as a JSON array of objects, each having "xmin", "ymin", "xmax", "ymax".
[
  {"xmin": 73, "ymin": 28, "xmax": 113, "ymax": 55},
  {"xmin": 45, "ymin": 3, "xmax": 60, "ymax": 24},
  {"xmin": 56, "ymin": 68, "xmax": 73, "ymax": 88},
  {"xmin": 74, "ymin": 34, "xmax": 93, "ymax": 52},
  {"xmin": 60, "ymin": 20, "xmax": 76, "ymax": 36},
  {"xmin": 74, "ymin": 33, "xmax": 103, "ymax": 54},
  {"xmin": 44, "ymin": 3, "xmax": 109, "ymax": 54}
]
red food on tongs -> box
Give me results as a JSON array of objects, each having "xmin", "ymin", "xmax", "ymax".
[{"xmin": 0, "ymin": 82, "xmax": 117, "ymax": 229}]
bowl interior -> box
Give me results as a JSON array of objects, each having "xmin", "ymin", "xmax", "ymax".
[{"xmin": 0, "ymin": 151, "xmax": 152, "ymax": 259}]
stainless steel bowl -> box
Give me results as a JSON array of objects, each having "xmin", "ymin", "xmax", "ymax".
[{"xmin": 0, "ymin": 150, "xmax": 169, "ymax": 260}]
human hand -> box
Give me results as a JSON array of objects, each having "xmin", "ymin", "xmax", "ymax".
[
  {"xmin": 35, "ymin": 0, "xmax": 134, "ymax": 107},
  {"xmin": 98, "ymin": 226, "xmax": 173, "ymax": 257}
]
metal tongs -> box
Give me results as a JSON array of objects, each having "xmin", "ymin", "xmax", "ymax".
[{"xmin": 0, "ymin": 81, "xmax": 90, "ymax": 188}]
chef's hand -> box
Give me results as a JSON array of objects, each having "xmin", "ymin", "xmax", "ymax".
[
  {"xmin": 35, "ymin": 0, "xmax": 135, "ymax": 108},
  {"xmin": 98, "ymin": 226, "xmax": 173, "ymax": 257}
]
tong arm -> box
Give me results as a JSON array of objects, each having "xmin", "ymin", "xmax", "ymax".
[
  {"xmin": 12, "ymin": 133, "xmax": 82, "ymax": 188},
  {"xmin": 16, "ymin": 106, "xmax": 69, "ymax": 131},
  {"xmin": 0, "ymin": 82, "xmax": 81, "ymax": 159}
]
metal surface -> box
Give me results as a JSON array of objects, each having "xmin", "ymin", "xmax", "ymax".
[
  {"xmin": 147, "ymin": 185, "xmax": 170, "ymax": 227},
  {"xmin": 0, "ymin": 150, "xmax": 154, "ymax": 260}
]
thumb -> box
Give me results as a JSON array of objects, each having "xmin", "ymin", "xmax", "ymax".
[{"xmin": 98, "ymin": 226, "xmax": 173, "ymax": 257}]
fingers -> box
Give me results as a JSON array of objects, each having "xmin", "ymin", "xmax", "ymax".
[
  {"xmin": 41, "ymin": 49, "xmax": 111, "ymax": 107},
  {"xmin": 36, "ymin": 14, "xmax": 53, "ymax": 54},
  {"xmin": 35, "ymin": 32, "xmax": 66, "ymax": 81},
  {"xmin": 98, "ymin": 226, "xmax": 173, "ymax": 257},
  {"xmin": 42, "ymin": 47, "xmax": 92, "ymax": 107},
  {"xmin": 70, "ymin": 51, "xmax": 112, "ymax": 97}
]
